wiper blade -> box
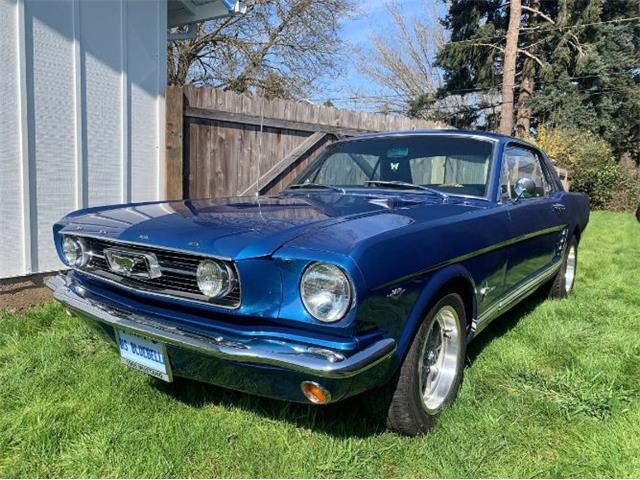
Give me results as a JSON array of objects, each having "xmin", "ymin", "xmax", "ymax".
[
  {"xmin": 364, "ymin": 180, "xmax": 448, "ymax": 199},
  {"xmin": 287, "ymin": 183, "xmax": 344, "ymax": 193}
]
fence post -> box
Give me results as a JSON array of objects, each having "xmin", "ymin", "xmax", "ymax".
[{"xmin": 165, "ymin": 86, "xmax": 184, "ymax": 199}]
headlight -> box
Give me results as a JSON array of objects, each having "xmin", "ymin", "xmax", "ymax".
[
  {"xmin": 196, "ymin": 260, "xmax": 234, "ymax": 298},
  {"xmin": 300, "ymin": 263, "xmax": 352, "ymax": 322},
  {"xmin": 62, "ymin": 236, "xmax": 89, "ymax": 268}
]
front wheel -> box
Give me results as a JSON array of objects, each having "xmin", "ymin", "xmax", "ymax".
[{"xmin": 385, "ymin": 293, "xmax": 467, "ymax": 436}]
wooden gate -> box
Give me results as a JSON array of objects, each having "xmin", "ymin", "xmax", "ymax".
[{"xmin": 165, "ymin": 86, "xmax": 447, "ymax": 199}]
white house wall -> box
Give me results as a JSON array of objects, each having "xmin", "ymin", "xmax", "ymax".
[
  {"xmin": 0, "ymin": 0, "xmax": 25, "ymax": 279},
  {"xmin": 0, "ymin": 0, "xmax": 167, "ymax": 279}
]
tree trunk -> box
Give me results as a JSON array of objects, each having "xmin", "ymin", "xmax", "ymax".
[
  {"xmin": 515, "ymin": 57, "xmax": 534, "ymax": 137},
  {"xmin": 515, "ymin": 0, "xmax": 541, "ymax": 138},
  {"xmin": 499, "ymin": 0, "xmax": 521, "ymax": 135}
]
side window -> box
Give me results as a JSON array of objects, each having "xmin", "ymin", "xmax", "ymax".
[{"xmin": 501, "ymin": 146, "xmax": 552, "ymax": 200}]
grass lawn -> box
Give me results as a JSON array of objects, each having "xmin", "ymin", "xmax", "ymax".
[{"xmin": 1, "ymin": 211, "xmax": 639, "ymax": 478}]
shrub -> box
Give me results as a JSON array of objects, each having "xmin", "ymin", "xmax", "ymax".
[
  {"xmin": 534, "ymin": 126, "xmax": 639, "ymax": 211},
  {"xmin": 609, "ymin": 157, "xmax": 640, "ymax": 212}
]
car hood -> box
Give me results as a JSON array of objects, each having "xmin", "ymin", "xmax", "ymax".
[{"xmin": 57, "ymin": 192, "xmax": 479, "ymax": 259}]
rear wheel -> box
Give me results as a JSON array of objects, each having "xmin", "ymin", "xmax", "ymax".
[
  {"xmin": 547, "ymin": 235, "xmax": 578, "ymax": 299},
  {"xmin": 385, "ymin": 293, "xmax": 466, "ymax": 436}
]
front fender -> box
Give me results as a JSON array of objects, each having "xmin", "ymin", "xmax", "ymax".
[{"xmin": 394, "ymin": 264, "xmax": 477, "ymax": 363}]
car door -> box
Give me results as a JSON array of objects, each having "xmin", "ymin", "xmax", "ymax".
[{"xmin": 501, "ymin": 144, "xmax": 568, "ymax": 288}]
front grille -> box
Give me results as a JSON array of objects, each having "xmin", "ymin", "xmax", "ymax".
[{"xmin": 77, "ymin": 237, "xmax": 241, "ymax": 308}]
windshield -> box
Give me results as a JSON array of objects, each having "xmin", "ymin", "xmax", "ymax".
[{"xmin": 291, "ymin": 135, "xmax": 495, "ymax": 198}]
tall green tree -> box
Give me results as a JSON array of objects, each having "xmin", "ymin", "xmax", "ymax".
[
  {"xmin": 530, "ymin": 0, "xmax": 640, "ymax": 160},
  {"xmin": 433, "ymin": 0, "xmax": 640, "ymax": 160}
]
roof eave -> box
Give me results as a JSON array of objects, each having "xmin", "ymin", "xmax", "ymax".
[{"xmin": 167, "ymin": 0, "xmax": 245, "ymax": 28}]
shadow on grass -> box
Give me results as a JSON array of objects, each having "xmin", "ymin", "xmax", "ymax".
[
  {"xmin": 154, "ymin": 292, "xmax": 548, "ymax": 439},
  {"xmin": 154, "ymin": 376, "xmax": 389, "ymax": 438},
  {"xmin": 467, "ymin": 291, "xmax": 546, "ymax": 364}
]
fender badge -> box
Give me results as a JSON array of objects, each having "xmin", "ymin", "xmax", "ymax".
[{"xmin": 387, "ymin": 287, "xmax": 405, "ymax": 299}]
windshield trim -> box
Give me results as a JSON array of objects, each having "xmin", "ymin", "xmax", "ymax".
[{"xmin": 290, "ymin": 133, "xmax": 499, "ymax": 201}]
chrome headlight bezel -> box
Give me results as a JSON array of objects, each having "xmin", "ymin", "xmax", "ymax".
[
  {"xmin": 300, "ymin": 262, "xmax": 353, "ymax": 323},
  {"xmin": 62, "ymin": 235, "xmax": 90, "ymax": 268},
  {"xmin": 196, "ymin": 259, "xmax": 235, "ymax": 299}
]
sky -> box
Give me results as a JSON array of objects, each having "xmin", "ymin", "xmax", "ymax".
[{"xmin": 309, "ymin": 0, "xmax": 438, "ymax": 111}]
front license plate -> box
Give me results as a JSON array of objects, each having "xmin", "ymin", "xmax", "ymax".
[{"xmin": 116, "ymin": 330, "xmax": 172, "ymax": 382}]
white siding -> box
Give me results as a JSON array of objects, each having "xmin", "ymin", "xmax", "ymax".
[
  {"xmin": 80, "ymin": 0, "xmax": 124, "ymax": 206},
  {"xmin": 128, "ymin": 0, "xmax": 164, "ymax": 202},
  {"xmin": 0, "ymin": 0, "xmax": 24, "ymax": 278},
  {"xmin": 28, "ymin": 0, "xmax": 78, "ymax": 273},
  {"xmin": 0, "ymin": 0, "xmax": 167, "ymax": 279}
]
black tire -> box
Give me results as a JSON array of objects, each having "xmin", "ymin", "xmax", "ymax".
[
  {"xmin": 546, "ymin": 235, "xmax": 578, "ymax": 299},
  {"xmin": 385, "ymin": 293, "xmax": 467, "ymax": 436}
]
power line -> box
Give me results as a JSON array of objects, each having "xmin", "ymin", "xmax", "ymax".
[
  {"xmin": 440, "ymin": 15, "xmax": 640, "ymax": 48},
  {"xmin": 326, "ymin": 86, "xmax": 639, "ymax": 115},
  {"xmin": 321, "ymin": 70, "xmax": 640, "ymax": 104},
  {"xmin": 325, "ymin": 83, "xmax": 639, "ymax": 104}
]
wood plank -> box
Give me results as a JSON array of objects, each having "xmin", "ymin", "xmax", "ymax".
[
  {"xmin": 179, "ymin": 87, "xmax": 450, "ymax": 199},
  {"xmin": 185, "ymin": 106, "xmax": 374, "ymax": 137},
  {"xmin": 239, "ymin": 132, "xmax": 328, "ymax": 196},
  {"xmin": 165, "ymin": 86, "xmax": 184, "ymax": 199}
]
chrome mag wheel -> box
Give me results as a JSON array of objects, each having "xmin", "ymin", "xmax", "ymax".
[
  {"xmin": 418, "ymin": 305, "xmax": 461, "ymax": 413},
  {"xmin": 564, "ymin": 245, "xmax": 577, "ymax": 293}
]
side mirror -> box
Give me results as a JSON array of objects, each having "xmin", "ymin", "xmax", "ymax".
[{"xmin": 514, "ymin": 177, "xmax": 536, "ymax": 202}]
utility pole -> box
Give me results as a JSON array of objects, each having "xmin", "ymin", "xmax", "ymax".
[{"xmin": 499, "ymin": 0, "xmax": 521, "ymax": 135}]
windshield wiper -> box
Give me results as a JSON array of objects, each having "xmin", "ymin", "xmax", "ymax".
[
  {"xmin": 287, "ymin": 183, "xmax": 345, "ymax": 193},
  {"xmin": 364, "ymin": 180, "xmax": 448, "ymax": 199}
]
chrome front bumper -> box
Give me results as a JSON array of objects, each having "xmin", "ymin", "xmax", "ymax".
[{"xmin": 46, "ymin": 274, "xmax": 396, "ymax": 379}]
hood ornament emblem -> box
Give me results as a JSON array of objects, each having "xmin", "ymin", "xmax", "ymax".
[{"xmin": 104, "ymin": 248, "xmax": 162, "ymax": 279}]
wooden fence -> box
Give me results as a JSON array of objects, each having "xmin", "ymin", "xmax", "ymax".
[{"xmin": 165, "ymin": 86, "xmax": 447, "ymax": 199}]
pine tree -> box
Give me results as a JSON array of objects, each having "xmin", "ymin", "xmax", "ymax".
[{"xmin": 433, "ymin": 0, "xmax": 640, "ymax": 160}]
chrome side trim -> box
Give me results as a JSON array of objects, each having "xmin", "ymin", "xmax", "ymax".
[
  {"xmin": 374, "ymin": 224, "xmax": 566, "ymax": 290},
  {"xmin": 472, "ymin": 260, "xmax": 561, "ymax": 335},
  {"xmin": 46, "ymin": 274, "xmax": 396, "ymax": 379}
]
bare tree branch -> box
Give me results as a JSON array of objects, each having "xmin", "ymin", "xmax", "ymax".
[
  {"xmin": 521, "ymin": 5, "xmax": 556, "ymax": 25},
  {"xmin": 168, "ymin": 0, "xmax": 355, "ymax": 99},
  {"xmin": 517, "ymin": 48, "xmax": 546, "ymax": 68}
]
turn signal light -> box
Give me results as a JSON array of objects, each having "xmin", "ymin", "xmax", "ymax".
[{"xmin": 300, "ymin": 381, "xmax": 331, "ymax": 404}]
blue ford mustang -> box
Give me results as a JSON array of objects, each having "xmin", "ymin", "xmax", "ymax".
[{"xmin": 47, "ymin": 130, "xmax": 589, "ymax": 435}]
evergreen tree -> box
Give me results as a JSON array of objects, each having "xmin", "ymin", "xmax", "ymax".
[
  {"xmin": 433, "ymin": 0, "xmax": 640, "ymax": 160},
  {"xmin": 530, "ymin": 0, "xmax": 640, "ymax": 160}
]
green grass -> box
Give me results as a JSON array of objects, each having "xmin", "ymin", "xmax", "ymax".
[{"xmin": 1, "ymin": 211, "xmax": 639, "ymax": 478}]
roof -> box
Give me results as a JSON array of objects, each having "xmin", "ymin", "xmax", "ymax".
[
  {"xmin": 168, "ymin": 0, "xmax": 245, "ymax": 28},
  {"xmin": 342, "ymin": 129, "xmax": 537, "ymax": 146}
]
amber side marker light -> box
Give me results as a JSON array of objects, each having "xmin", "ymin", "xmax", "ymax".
[{"xmin": 301, "ymin": 381, "xmax": 331, "ymax": 404}]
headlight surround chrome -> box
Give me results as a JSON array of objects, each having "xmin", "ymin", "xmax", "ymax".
[
  {"xmin": 62, "ymin": 236, "xmax": 89, "ymax": 268},
  {"xmin": 196, "ymin": 259, "xmax": 234, "ymax": 298},
  {"xmin": 300, "ymin": 262, "xmax": 352, "ymax": 322}
]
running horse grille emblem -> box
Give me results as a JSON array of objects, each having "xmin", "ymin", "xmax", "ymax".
[{"xmin": 104, "ymin": 248, "xmax": 162, "ymax": 279}]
